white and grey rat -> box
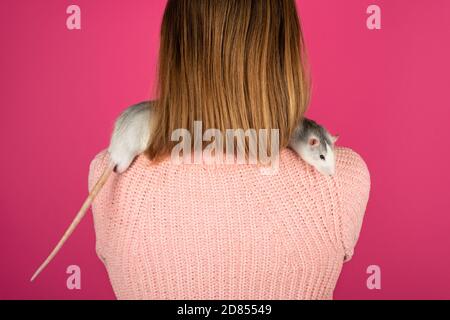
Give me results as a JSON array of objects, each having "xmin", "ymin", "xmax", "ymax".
[
  {"xmin": 289, "ymin": 117, "xmax": 338, "ymax": 176},
  {"xmin": 31, "ymin": 101, "xmax": 338, "ymax": 281}
]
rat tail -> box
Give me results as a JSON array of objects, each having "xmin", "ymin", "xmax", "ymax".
[{"xmin": 30, "ymin": 162, "xmax": 116, "ymax": 282}]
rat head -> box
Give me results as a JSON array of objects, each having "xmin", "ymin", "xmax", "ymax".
[{"xmin": 295, "ymin": 134, "xmax": 339, "ymax": 176}]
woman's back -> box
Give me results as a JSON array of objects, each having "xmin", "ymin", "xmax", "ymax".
[{"xmin": 88, "ymin": 146, "xmax": 370, "ymax": 300}]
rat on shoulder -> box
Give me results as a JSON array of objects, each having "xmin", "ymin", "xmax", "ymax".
[
  {"xmin": 290, "ymin": 117, "xmax": 338, "ymax": 176},
  {"xmin": 30, "ymin": 101, "xmax": 339, "ymax": 282}
]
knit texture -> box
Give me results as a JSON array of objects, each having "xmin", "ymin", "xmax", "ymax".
[{"xmin": 88, "ymin": 147, "xmax": 370, "ymax": 300}]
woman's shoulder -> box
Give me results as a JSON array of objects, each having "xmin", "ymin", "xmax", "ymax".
[
  {"xmin": 336, "ymin": 146, "xmax": 369, "ymax": 170},
  {"xmin": 334, "ymin": 146, "xmax": 370, "ymax": 179},
  {"xmin": 280, "ymin": 146, "xmax": 370, "ymax": 183},
  {"xmin": 88, "ymin": 147, "xmax": 371, "ymax": 182},
  {"xmin": 88, "ymin": 149, "xmax": 111, "ymax": 192},
  {"xmin": 279, "ymin": 146, "xmax": 371, "ymax": 262},
  {"xmin": 333, "ymin": 146, "xmax": 371, "ymax": 262},
  {"xmin": 334, "ymin": 146, "xmax": 371, "ymax": 196}
]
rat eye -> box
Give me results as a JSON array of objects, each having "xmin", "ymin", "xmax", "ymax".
[{"xmin": 320, "ymin": 155, "xmax": 326, "ymax": 161}]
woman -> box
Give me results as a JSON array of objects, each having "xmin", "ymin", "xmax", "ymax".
[{"xmin": 89, "ymin": 0, "xmax": 370, "ymax": 300}]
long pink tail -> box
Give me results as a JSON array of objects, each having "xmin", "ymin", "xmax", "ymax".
[{"xmin": 30, "ymin": 163, "xmax": 115, "ymax": 282}]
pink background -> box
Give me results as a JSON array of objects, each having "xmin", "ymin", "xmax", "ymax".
[{"xmin": 1, "ymin": 0, "xmax": 449, "ymax": 300}]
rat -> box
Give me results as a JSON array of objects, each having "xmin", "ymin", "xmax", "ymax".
[
  {"xmin": 30, "ymin": 101, "xmax": 338, "ymax": 282},
  {"xmin": 289, "ymin": 117, "xmax": 339, "ymax": 176}
]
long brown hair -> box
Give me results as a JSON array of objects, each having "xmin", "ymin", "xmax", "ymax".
[{"xmin": 146, "ymin": 0, "xmax": 310, "ymax": 161}]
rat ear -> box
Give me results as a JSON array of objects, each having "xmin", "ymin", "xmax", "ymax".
[
  {"xmin": 308, "ymin": 136, "xmax": 320, "ymax": 148},
  {"xmin": 331, "ymin": 135, "xmax": 340, "ymax": 144}
]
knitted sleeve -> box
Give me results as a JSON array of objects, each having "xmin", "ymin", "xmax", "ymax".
[
  {"xmin": 88, "ymin": 149, "xmax": 110, "ymax": 191},
  {"xmin": 336, "ymin": 147, "xmax": 371, "ymax": 262},
  {"xmin": 88, "ymin": 149, "xmax": 111, "ymax": 261}
]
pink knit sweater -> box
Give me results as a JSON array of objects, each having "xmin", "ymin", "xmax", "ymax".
[{"xmin": 88, "ymin": 147, "xmax": 370, "ymax": 300}]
